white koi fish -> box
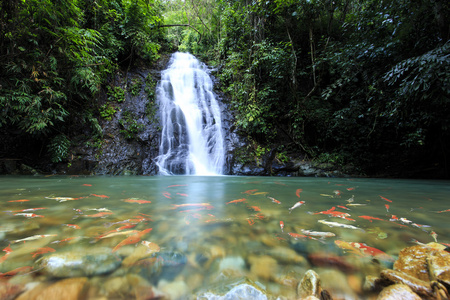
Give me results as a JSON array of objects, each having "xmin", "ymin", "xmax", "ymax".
[
  {"xmin": 11, "ymin": 234, "xmax": 57, "ymax": 244},
  {"xmin": 300, "ymin": 229, "xmax": 336, "ymax": 238},
  {"xmin": 318, "ymin": 220, "xmax": 364, "ymax": 231},
  {"xmin": 289, "ymin": 201, "xmax": 305, "ymax": 213}
]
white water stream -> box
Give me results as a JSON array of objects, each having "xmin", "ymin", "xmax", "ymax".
[{"xmin": 155, "ymin": 52, "xmax": 225, "ymax": 175}]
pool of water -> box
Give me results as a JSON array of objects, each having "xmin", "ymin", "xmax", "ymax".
[{"xmin": 1, "ymin": 175, "xmax": 449, "ymax": 299}]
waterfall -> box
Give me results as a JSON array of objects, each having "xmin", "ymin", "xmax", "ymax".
[{"xmin": 155, "ymin": 52, "xmax": 225, "ymax": 175}]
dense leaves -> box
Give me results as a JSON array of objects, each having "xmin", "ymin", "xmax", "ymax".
[{"xmin": 0, "ymin": 0, "xmax": 164, "ymax": 162}]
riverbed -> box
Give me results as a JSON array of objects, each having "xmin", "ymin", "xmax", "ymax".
[{"xmin": 0, "ymin": 175, "xmax": 449, "ymax": 299}]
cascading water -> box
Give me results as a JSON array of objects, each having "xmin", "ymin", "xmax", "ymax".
[{"xmin": 155, "ymin": 52, "xmax": 225, "ymax": 175}]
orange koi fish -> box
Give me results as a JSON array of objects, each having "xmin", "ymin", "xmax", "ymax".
[
  {"xmin": 243, "ymin": 189, "xmax": 258, "ymax": 195},
  {"xmin": 0, "ymin": 266, "xmax": 33, "ymax": 278},
  {"xmin": 296, "ymin": 189, "xmax": 303, "ymax": 198},
  {"xmin": 358, "ymin": 215, "xmax": 385, "ymax": 222},
  {"xmin": 90, "ymin": 194, "xmax": 110, "ymax": 198},
  {"xmin": 334, "ymin": 240, "xmax": 393, "ymax": 261},
  {"xmin": 247, "ymin": 219, "xmax": 255, "ymax": 226},
  {"xmin": 162, "ymin": 192, "xmax": 172, "ymax": 199},
  {"xmin": 0, "ymin": 244, "xmax": 12, "ymax": 263},
  {"xmin": 346, "ymin": 187, "xmax": 356, "ymax": 191},
  {"xmin": 176, "ymin": 193, "xmax": 188, "ymax": 197},
  {"xmin": 288, "ymin": 232, "xmax": 308, "ymax": 239},
  {"xmin": 289, "ymin": 201, "xmax": 305, "ymax": 213},
  {"xmin": 312, "ymin": 206, "xmax": 336, "ymax": 215},
  {"xmin": 112, "ymin": 228, "xmax": 153, "ymax": 252},
  {"xmin": 63, "ymin": 224, "xmax": 81, "ymax": 229},
  {"xmin": 8, "ymin": 199, "xmax": 29, "ymax": 202},
  {"xmin": 436, "ymin": 209, "xmax": 450, "ymax": 213},
  {"xmin": 280, "ymin": 221, "xmax": 284, "ymax": 232},
  {"xmin": 31, "ymin": 247, "xmax": 56, "ymax": 258},
  {"xmin": 13, "ymin": 207, "xmax": 47, "ymax": 212},
  {"xmin": 379, "ymin": 195, "xmax": 392, "ymax": 202},
  {"xmin": 51, "ymin": 237, "xmax": 79, "ymax": 244},
  {"xmin": 82, "ymin": 184, "xmax": 92, "ymax": 186},
  {"xmin": 385, "ymin": 204, "xmax": 390, "ymax": 212},
  {"xmin": 337, "ymin": 205, "xmax": 350, "ymax": 211},
  {"xmin": 249, "ymin": 206, "xmax": 261, "ymax": 212},
  {"xmin": 84, "ymin": 212, "xmax": 113, "ymax": 218},
  {"xmin": 226, "ymin": 198, "xmax": 246, "ymax": 204},
  {"xmin": 167, "ymin": 184, "xmax": 188, "ymax": 188},
  {"xmin": 123, "ymin": 199, "xmax": 152, "ymax": 204}
]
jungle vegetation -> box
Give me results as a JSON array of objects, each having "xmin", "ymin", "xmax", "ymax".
[{"xmin": 1, "ymin": 0, "xmax": 449, "ymax": 177}]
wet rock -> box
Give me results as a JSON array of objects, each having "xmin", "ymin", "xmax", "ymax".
[
  {"xmin": 248, "ymin": 255, "xmax": 278, "ymax": 281},
  {"xmin": 427, "ymin": 248, "xmax": 450, "ymax": 285},
  {"xmin": 16, "ymin": 277, "xmax": 88, "ymax": 300},
  {"xmin": 139, "ymin": 251, "xmax": 187, "ymax": 283},
  {"xmin": 317, "ymin": 268, "xmax": 358, "ymax": 299},
  {"xmin": 297, "ymin": 269, "xmax": 321, "ymax": 299},
  {"xmin": 363, "ymin": 275, "xmax": 390, "ymax": 293},
  {"xmin": 218, "ymin": 256, "xmax": 246, "ymax": 273},
  {"xmin": 380, "ymin": 269, "xmax": 434, "ymax": 299},
  {"xmin": 393, "ymin": 245, "xmax": 431, "ymax": 281},
  {"xmin": 35, "ymin": 247, "xmax": 121, "ymax": 278},
  {"xmin": 0, "ymin": 282, "xmax": 24, "ymax": 300},
  {"xmin": 267, "ymin": 246, "xmax": 306, "ymax": 265},
  {"xmin": 376, "ymin": 284, "xmax": 421, "ymax": 300},
  {"xmin": 158, "ymin": 279, "xmax": 190, "ymax": 299},
  {"xmin": 103, "ymin": 274, "xmax": 152, "ymax": 299},
  {"xmin": 198, "ymin": 283, "xmax": 268, "ymax": 300}
]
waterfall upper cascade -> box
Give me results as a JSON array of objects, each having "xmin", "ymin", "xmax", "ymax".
[{"xmin": 156, "ymin": 52, "xmax": 225, "ymax": 175}]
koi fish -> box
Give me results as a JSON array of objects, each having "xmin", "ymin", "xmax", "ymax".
[
  {"xmin": 268, "ymin": 197, "xmax": 281, "ymax": 204},
  {"xmin": 8, "ymin": 199, "xmax": 30, "ymax": 202},
  {"xmin": 123, "ymin": 199, "xmax": 152, "ymax": 204},
  {"xmin": 87, "ymin": 208, "xmax": 112, "ymax": 212},
  {"xmin": 431, "ymin": 231, "xmax": 438, "ymax": 242},
  {"xmin": 334, "ymin": 240, "xmax": 393, "ymax": 261},
  {"xmin": 320, "ymin": 194, "xmax": 334, "ymax": 197},
  {"xmin": 288, "ymin": 232, "xmax": 308, "ymax": 239},
  {"xmin": 247, "ymin": 219, "xmax": 255, "ymax": 226},
  {"xmin": 82, "ymin": 184, "xmax": 92, "ymax": 186},
  {"xmin": 45, "ymin": 196, "xmax": 81, "ymax": 202},
  {"xmin": 346, "ymin": 195, "xmax": 355, "ymax": 203},
  {"xmin": 252, "ymin": 192, "xmax": 269, "ymax": 196},
  {"xmin": 226, "ymin": 198, "xmax": 246, "ymax": 204},
  {"xmin": 167, "ymin": 184, "xmax": 188, "ymax": 188},
  {"xmin": 176, "ymin": 193, "xmax": 188, "ymax": 197},
  {"xmin": 346, "ymin": 187, "xmax": 356, "ymax": 191},
  {"xmin": 249, "ymin": 206, "xmax": 261, "ymax": 212},
  {"xmin": 385, "ymin": 204, "xmax": 390, "ymax": 212},
  {"xmin": 84, "ymin": 212, "xmax": 113, "ymax": 218},
  {"xmin": 11, "ymin": 234, "xmax": 57, "ymax": 244},
  {"xmin": 7, "ymin": 207, "xmax": 47, "ymax": 213},
  {"xmin": 289, "ymin": 201, "xmax": 305, "ymax": 213},
  {"xmin": 112, "ymin": 228, "xmax": 153, "ymax": 252},
  {"xmin": 141, "ymin": 241, "xmax": 160, "ymax": 254},
  {"xmin": 51, "ymin": 237, "xmax": 79, "ymax": 244},
  {"xmin": 171, "ymin": 203, "xmax": 213, "ymax": 209},
  {"xmin": 333, "ymin": 190, "xmax": 342, "ymax": 197},
  {"xmin": 379, "ymin": 195, "xmax": 392, "ymax": 202},
  {"xmin": 389, "ymin": 215, "xmax": 399, "ymax": 221},
  {"xmin": 243, "ymin": 189, "xmax": 258, "ymax": 195},
  {"xmin": 300, "ymin": 229, "xmax": 336, "ymax": 238},
  {"xmin": 435, "ymin": 209, "xmax": 450, "ymax": 213},
  {"xmin": 96, "ymin": 230, "xmax": 139, "ymax": 240},
  {"xmin": 337, "ymin": 205, "xmax": 350, "ymax": 210},
  {"xmin": 13, "ymin": 213, "xmax": 44, "ymax": 218},
  {"xmin": 296, "ymin": 189, "xmax": 303, "ymax": 198},
  {"xmin": 162, "ymin": 192, "xmax": 172, "ymax": 199},
  {"xmin": 0, "ymin": 244, "xmax": 12, "ymax": 263},
  {"xmin": 63, "ymin": 224, "xmax": 81, "ymax": 229},
  {"xmin": 280, "ymin": 221, "xmax": 284, "ymax": 232},
  {"xmin": 318, "ymin": 220, "xmax": 364, "ymax": 231},
  {"xmin": 312, "ymin": 206, "xmax": 336, "ymax": 215},
  {"xmin": 358, "ymin": 215, "xmax": 385, "ymax": 222},
  {"xmin": 90, "ymin": 194, "xmax": 109, "ymax": 198},
  {"xmin": 346, "ymin": 203, "xmax": 367, "ymax": 207},
  {"xmin": 0, "ymin": 266, "xmax": 34, "ymax": 279},
  {"xmin": 31, "ymin": 247, "xmax": 56, "ymax": 258}
]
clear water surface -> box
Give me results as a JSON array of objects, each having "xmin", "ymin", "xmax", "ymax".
[{"xmin": 0, "ymin": 175, "xmax": 449, "ymax": 299}]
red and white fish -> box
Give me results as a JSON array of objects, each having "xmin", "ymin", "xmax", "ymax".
[
  {"xmin": 31, "ymin": 247, "xmax": 56, "ymax": 258},
  {"xmin": 280, "ymin": 221, "xmax": 284, "ymax": 232},
  {"xmin": 289, "ymin": 201, "xmax": 305, "ymax": 213},
  {"xmin": 13, "ymin": 213, "xmax": 44, "ymax": 218},
  {"xmin": 90, "ymin": 194, "xmax": 109, "ymax": 198},
  {"xmin": 334, "ymin": 240, "xmax": 393, "ymax": 261},
  {"xmin": 267, "ymin": 197, "xmax": 281, "ymax": 204}
]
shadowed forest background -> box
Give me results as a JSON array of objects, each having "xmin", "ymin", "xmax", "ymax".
[{"xmin": 0, "ymin": 0, "xmax": 449, "ymax": 178}]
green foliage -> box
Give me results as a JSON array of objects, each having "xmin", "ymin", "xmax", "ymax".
[
  {"xmin": 99, "ymin": 104, "xmax": 117, "ymax": 120},
  {"xmin": 130, "ymin": 78, "xmax": 143, "ymax": 97},
  {"xmin": 48, "ymin": 134, "xmax": 70, "ymax": 163},
  {"xmin": 107, "ymin": 86, "xmax": 126, "ymax": 102},
  {"xmin": 119, "ymin": 110, "xmax": 144, "ymax": 139}
]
